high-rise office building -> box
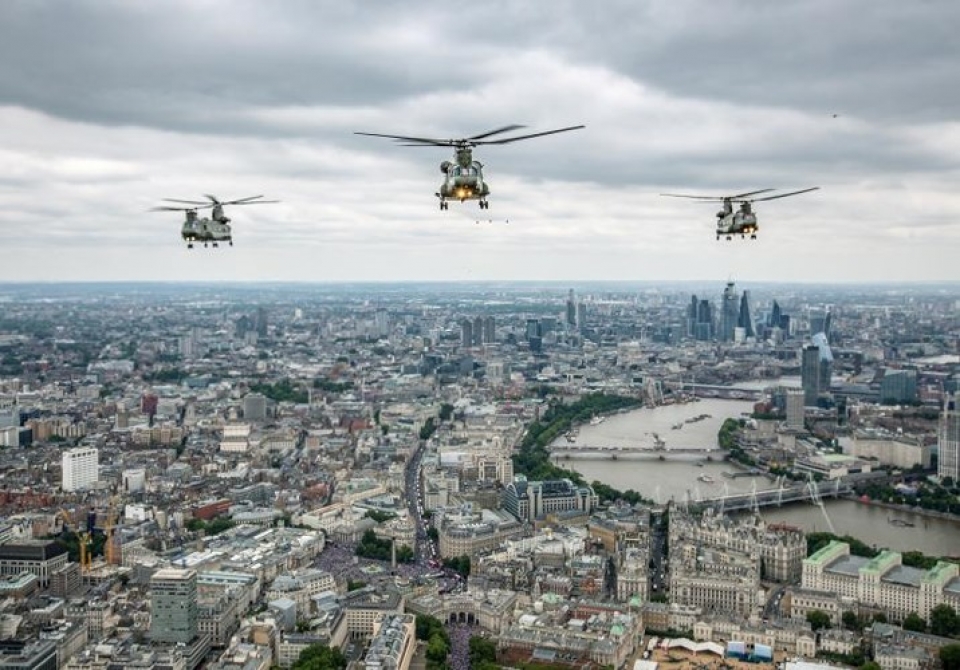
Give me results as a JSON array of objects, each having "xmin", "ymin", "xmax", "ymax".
[
  {"xmin": 695, "ymin": 299, "xmax": 714, "ymax": 341},
  {"xmin": 738, "ymin": 290, "xmax": 754, "ymax": 338},
  {"xmin": 801, "ymin": 335, "xmax": 833, "ymax": 405},
  {"xmin": 482, "ymin": 316, "xmax": 496, "ymax": 344},
  {"xmin": 566, "ymin": 289, "xmax": 576, "ymax": 326},
  {"xmin": 150, "ymin": 568, "xmax": 198, "ymax": 644},
  {"xmin": 769, "ymin": 300, "xmax": 782, "ymax": 329},
  {"xmin": 720, "ymin": 282, "xmax": 739, "ymax": 342},
  {"xmin": 809, "ymin": 309, "xmax": 831, "ymax": 337},
  {"xmin": 255, "ymin": 307, "xmax": 268, "ymax": 338},
  {"xmin": 785, "ymin": 389, "xmax": 805, "ymax": 430},
  {"xmin": 61, "ymin": 447, "xmax": 99, "ymax": 492},
  {"xmin": 460, "ymin": 319, "xmax": 473, "ymax": 348},
  {"xmin": 577, "ymin": 302, "xmax": 587, "ymax": 330},
  {"xmin": 938, "ymin": 393, "xmax": 960, "ymax": 482},
  {"xmin": 375, "ymin": 308, "xmax": 389, "ymax": 337},
  {"xmin": 880, "ymin": 369, "xmax": 917, "ymax": 404},
  {"xmin": 243, "ymin": 393, "xmax": 267, "ymax": 421},
  {"xmin": 687, "ymin": 295, "xmax": 699, "ymax": 337},
  {"xmin": 472, "ymin": 316, "xmax": 484, "ymax": 347},
  {"xmin": 525, "ymin": 318, "xmax": 541, "ymax": 341}
]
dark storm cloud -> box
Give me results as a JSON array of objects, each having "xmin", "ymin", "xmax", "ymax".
[
  {"xmin": 0, "ymin": 1, "xmax": 473, "ymax": 135},
  {"xmin": 452, "ymin": 0, "xmax": 960, "ymax": 124}
]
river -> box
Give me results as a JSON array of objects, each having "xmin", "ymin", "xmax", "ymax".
[{"xmin": 550, "ymin": 397, "xmax": 960, "ymax": 557}]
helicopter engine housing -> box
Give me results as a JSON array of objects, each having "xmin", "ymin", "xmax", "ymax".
[{"xmin": 440, "ymin": 161, "xmax": 452, "ymax": 174}]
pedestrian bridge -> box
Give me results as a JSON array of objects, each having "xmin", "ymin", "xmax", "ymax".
[
  {"xmin": 551, "ymin": 443, "xmax": 717, "ymax": 459},
  {"xmin": 685, "ymin": 479, "xmax": 852, "ymax": 513}
]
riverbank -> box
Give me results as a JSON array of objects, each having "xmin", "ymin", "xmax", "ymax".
[{"xmin": 845, "ymin": 495, "xmax": 960, "ymax": 526}]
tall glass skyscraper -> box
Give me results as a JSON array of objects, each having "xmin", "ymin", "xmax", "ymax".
[
  {"xmin": 939, "ymin": 393, "xmax": 960, "ymax": 481},
  {"xmin": 720, "ymin": 282, "xmax": 739, "ymax": 342}
]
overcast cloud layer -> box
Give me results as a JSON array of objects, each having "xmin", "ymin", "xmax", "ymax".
[{"xmin": 0, "ymin": 0, "xmax": 958, "ymax": 283}]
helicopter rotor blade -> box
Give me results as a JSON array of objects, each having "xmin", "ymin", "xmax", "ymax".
[
  {"xmin": 162, "ymin": 198, "xmax": 209, "ymax": 205},
  {"xmin": 151, "ymin": 205, "xmax": 210, "ymax": 212},
  {"xmin": 204, "ymin": 194, "xmax": 222, "ymax": 205},
  {"xmin": 729, "ymin": 188, "xmax": 776, "ymax": 199},
  {"xmin": 355, "ymin": 131, "xmax": 452, "ymax": 146},
  {"xmin": 659, "ymin": 193, "xmax": 726, "ymax": 201},
  {"xmin": 219, "ymin": 195, "xmax": 267, "ymax": 205},
  {"xmin": 227, "ymin": 200, "xmax": 281, "ymax": 206},
  {"xmin": 474, "ymin": 125, "xmax": 585, "ymax": 145},
  {"xmin": 749, "ymin": 187, "xmax": 820, "ymax": 202},
  {"xmin": 467, "ymin": 124, "xmax": 527, "ymax": 141}
]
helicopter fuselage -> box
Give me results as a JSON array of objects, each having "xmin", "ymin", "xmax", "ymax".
[
  {"xmin": 182, "ymin": 216, "xmax": 233, "ymax": 247},
  {"xmin": 437, "ymin": 159, "xmax": 489, "ymax": 209},
  {"xmin": 716, "ymin": 202, "xmax": 758, "ymax": 239}
]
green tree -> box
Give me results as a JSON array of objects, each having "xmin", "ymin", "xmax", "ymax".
[
  {"xmin": 873, "ymin": 613, "xmax": 888, "ymax": 624},
  {"xmin": 439, "ymin": 403, "xmax": 455, "ymax": 422},
  {"xmin": 419, "ymin": 417, "xmax": 437, "ymax": 440},
  {"xmin": 443, "ymin": 555, "xmax": 471, "ymax": 577},
  {"xmin": 930, "ymin": 604, "xmax": 960, "ymax": 637},
  {"xmin": 806, "ymin": 610, "xmax": 832, "ymax": 631},
  {"xmin": 902, "ymin": 611, "xmax": 927, "ymax": 632},
  {"xmin": 860, "ymin": 662, "xmax": 881, "ymax": 670},
  {"xmin": 415, "ymin": 614, "xmax": 447, "ymax": 642},
  {"xmin": 941, "ymin": 644, "xmax": 960, "ymax": 670},
  {"xmin": 426, "ymin": 634, "xmax": 449, "ymax": 665},
  {"xmin": 365, "ymin": 509, "xmax": 396, "ymax": 523},
  {"xmin": 469, "ymin": 636, "xmax": 498, "ymax": 666},
  {"xmin": 842, "ymin": 610, "xmax": 861, "ymax": 631},
  {"xmin": 291, "ymin": 642, "xmax": 347, "ymax": 670}
]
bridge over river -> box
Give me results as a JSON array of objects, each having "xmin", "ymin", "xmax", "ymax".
[
  {"xmin": 552, "ymin": 443, "xmax": 717, "ymax": 459},
  {"xmin": 682, "ymin": 478, "xmax": 853, "ymax": 516}
]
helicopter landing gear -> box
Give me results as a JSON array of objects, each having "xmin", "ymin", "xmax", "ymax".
[
  {"xmin": 229, "ymin": 240, "xmax": 233, "ymax": 246},
  {"xmin": 204, "ymin": 243, "xmax": 209, "ymax": 248},
  {"xmin": 750, "ymin": 234, "xmax": 757, "ymax": 240},
  {"xmin": 479, "ymin": 200, "xmax": 489, "ymax": 210},
  {"xmin": 187, "ymin": 243, "xmax": 194, "ymax": 249},
  {"xmin": 716, "ymin": 235, "xmax": 720, "ymax": 241},
  {"xmin": 726, "ymin": 236, "xmax": 732, "ymax": 241},
  {"xmin": 212, "ymin": 243, "xmax": 219, "ymax": 248},
  {"xmin": 439, "ymin": 201, "xmax": 448, "ymax": 210}
]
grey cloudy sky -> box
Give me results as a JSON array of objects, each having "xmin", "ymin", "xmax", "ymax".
[{"xmin": 0, "ymin": 0, "xmax": 958, "ymax": 283}]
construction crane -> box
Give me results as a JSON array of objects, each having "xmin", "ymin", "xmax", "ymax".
[
  {"xmin": 78, "ymin": 530, "xmax": 92, "ymax": 574},
  {"xmin": 104, "ymin": 495, "xmax": 121, "ymax": 565}
]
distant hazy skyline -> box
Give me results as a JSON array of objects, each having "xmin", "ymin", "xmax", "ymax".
[{"xmin": 1, "ymin": 1, "xmax": 958, "ymax": 282}]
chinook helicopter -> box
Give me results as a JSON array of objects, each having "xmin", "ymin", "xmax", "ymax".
[
  {"xmin": 660, "ymin": 187, "xmax": 819, "ymax": 240},
  {"xmin": 354, "ymin": 124, "xmax": 584, "ymax": 210},
  {"xmin": 152, "ymin": 195, "xmax": 278, "ymax": 248}
]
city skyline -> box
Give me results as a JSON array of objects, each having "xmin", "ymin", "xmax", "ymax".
[{"xmin": 1, "ymin": 1, "xmax": 959, "ymax": 282}]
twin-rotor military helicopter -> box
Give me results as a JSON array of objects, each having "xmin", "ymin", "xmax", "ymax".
[
  {"xmin": 152, "ymin": 123, "xmax": 819, "ymax": 247},
  {"xmin": 660, "ymin": 187, "xmax": 820, "ymax": 240},
  {"xmin": 152, "ymin": 194, "xmax": 278, "ymax": 248},
  {"xmin": 354, "ymin": 124, "xmax": 585, "ymax": 210}
]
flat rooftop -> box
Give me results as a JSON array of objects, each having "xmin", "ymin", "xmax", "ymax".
[
  {"xmin": 825, "ymin": 555, "xmax": 870, "ymax": 577},
  {"xmin": 882, "ymin": 565, "xmax": 924, "ymax": 588}
]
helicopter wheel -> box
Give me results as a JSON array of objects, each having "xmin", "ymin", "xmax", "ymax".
[
  {"xmin": 212, "ymin": 243, "xmax": 219, "ymax": 248},
  {"xmin": 716, "ymin": 235, "xmax": 720, "ymax": 241},
  {"xmin": 187, "ymin": 244, "xmax": 194, "ymax": 249},
  {"xmin": 204, "ymin": 243, "xmax": 208, "ymax": 248},
  {"xmin": 750, "ymin": 234, "xmax": 757, "ymax": 240},
  {"xmin": 726, "ymin": 236, "xmax": 732, "ymax": 241},
  {"xmin": 229, "ymin": 241, "xmax": 233, "ymax": 246}
]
